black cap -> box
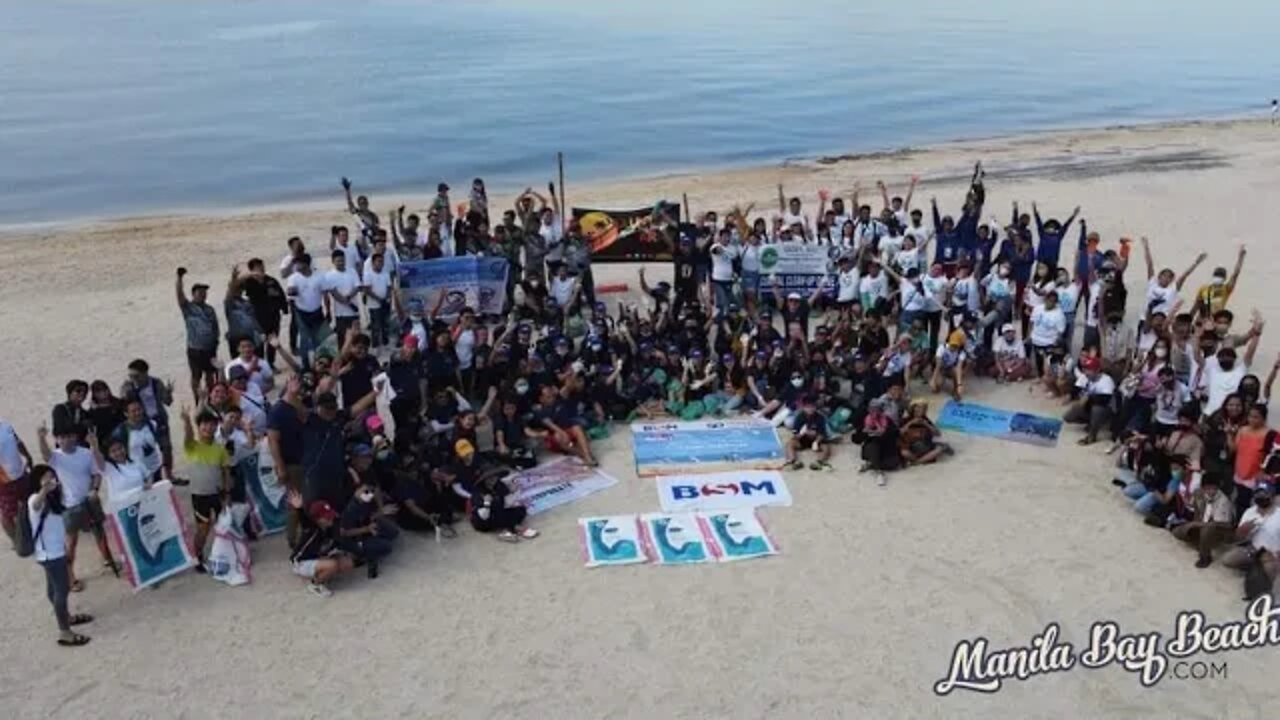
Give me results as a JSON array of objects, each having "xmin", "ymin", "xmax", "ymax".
[
  {"xmin": 191, "ymin": 283, "xmax": 210, "ymax": 292},
  {"xmin": 316, "ymin": 392, "xmax": 339, "ymax": 408}
]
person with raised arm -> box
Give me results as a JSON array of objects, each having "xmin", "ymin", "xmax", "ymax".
[
  {"xmin": 341, "ymin": 177, "xmax": 380, "ymax": 245},
  {"xmin": 175, "ymin": 267, "xmax": 220, "ymax": 401},
  {"xmin": 1192, "ymin": 245, "xmax": 1247, "ymax": 321},
  {"xmin": 1139, "ymin": 236, "xmax": 1204, "ymax": 318},
  {"xmin": 880, "ymin": 176, "xmax": 917, "ymax": 229},
  {"xmin": 1031, "ymin": 202, "xmax": 1079, "ymax": 270}
]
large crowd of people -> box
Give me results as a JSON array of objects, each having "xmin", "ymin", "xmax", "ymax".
[{"xmin": 2, "ymin": 165, "xmax": 1272, "ymax": 649}]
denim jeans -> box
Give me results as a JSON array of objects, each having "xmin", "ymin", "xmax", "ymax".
[
  {"xmin": 1124, "ymin": 482, "xmax": 1162, "ymax": 515},
  {"xmin": 293, "ymin": 309, "xmax": 326, "ymax": 367},
  {"xmin": 40, "ymin": 556, "xmax": 71, "ymax": 632},
  {"xmin": 340, "ymin": 517, "xmax": 399, "ymax": 561},
  {"xmin": 368, "ymin": 305, "xmax": 390, "ymax": 348}
]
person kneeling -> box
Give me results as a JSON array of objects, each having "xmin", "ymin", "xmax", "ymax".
[
  {"xmin": 785, "ymin": 395, "xmax": 832, "ymax": 471},
  {"xmin": 290, "ymin": 501, "xmax": 355, "ymax": 597},
  {"xmin": 338, "ymin": 480, "xmax": 398, "ymax": 579},
  {"xmin": 930, "ymin": 331, "xmax": 968, "ymax": 400},
  {"xmin": 899, "ymin": 400, "xmax": 953, "ymax": 466},
  {"xmin": 461, "ymin": 443, "xmax": 539, "ymax": 543}
]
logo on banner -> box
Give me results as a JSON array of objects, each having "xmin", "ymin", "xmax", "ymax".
[
  {"xmin": 670, "ymin": 480, "xmax": 778, "ymax": 500},
  {"xmin": 760, "ymin": 246, "xmax": 779, "ymax": 271}
]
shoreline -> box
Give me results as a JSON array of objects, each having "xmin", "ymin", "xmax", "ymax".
[{"xmin": 1, "ymin": 112, "xmax": 1265, "ymax": 236}]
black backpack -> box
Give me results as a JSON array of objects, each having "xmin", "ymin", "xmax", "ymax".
[{"xmin": 15, "ymin": 505, "xmax": 46, "ymax": 558}]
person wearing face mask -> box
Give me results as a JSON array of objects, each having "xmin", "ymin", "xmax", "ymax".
[
  {"xmin": 1121, "ymin": 451, "xmax": 1187, "ymax": 518},
  {"xmin": 1228, "ymin": 405, "xmax": 1272, "ymax": 523},
  {"xmin": 338, "ymin": 476, "xmax": 398, "ymax": 579},
  {"xmin": 1171, "ymin": 474, "xmax": 1236, "ymax": 568},
  {"xmin": 1149, "ymin": 366, "xmax": 1191, "ymax": 436},
  {"xmin": 1197, "ymin": 316, "xmax": 1263, "ymax": 416},
  {"xmin": 1221, "ymin": 484, "xmax": 1280, "ymax": 580},
  {"xmin": 1191, "ymin": 246, "xmax": 1246, "ymax": 321},
  {"xmin": 27, "ymin": 465, "xmax": 94, "ymax": 647}
]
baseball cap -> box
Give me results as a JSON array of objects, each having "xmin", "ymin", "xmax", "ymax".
[
  {"xmin": 191, "ymin": 283, "xmax": 210, "ymax": 292},
  {"xmin": 308, "ymin": 500, "xmax": 338, "ymax": 522},
  {"xmin": 1256, "ymin": 483, "xmax": 1275, "ymax": 499},
  {"xmin": 1080, "ymin": 356, "xmax": 1103, "ymax": 372},
  {"xmin": 316, "ymin": 391, "xmax": 339, "ymax": 408},
  {"xmin": 227, "ymin": 365, "xmax": 249, "ymax": 381},
  {"xmin": 1000, "ymin": 323, "xmax": 1015, "ymax": 334},
  {"xmin": 402, "ymin": 334, "xmax": 420, "ymax": 350},
  {"xmin": 787, "ymin": 292, "xmax": 801, "ymax": 300},
  {"xmin": 455, "ymin": 439, "xmax": 475, "ymax": 457},
  {"xmin": 351, "ymin": 443, "xmax": 373, "ymax": 457}
]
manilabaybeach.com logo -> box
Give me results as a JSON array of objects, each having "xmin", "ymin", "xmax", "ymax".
[{"xmin": 933, "ymin": 595, "xmax": 1280, "ymax": 695}]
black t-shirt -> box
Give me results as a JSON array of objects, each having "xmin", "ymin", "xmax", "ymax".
[
  {"xmin": 424, "ymin": 350, "xmax": 458, "ymax": 387},
  {"xmin": 301, "ymin": 410, "xmax": 350, "ymax": 504},
  {"xmin": 858, "ymin": 327, "xmax": 890, "ymax": 357},
  {"xmin": 340, "ymin": 355, "xmax": 381, "ymax": 407},
  {"xmin": 782, "ymin": 300, "xmax": 811, "ymax": 335},
  {"xmin": 495, "ymin": 414, "xmax": 529, "ymax": 449},
  {"xmin": 241, "ymin": 276, "xmax": 289, "ymax": 331},
  {"xmin": 267, "ymin": 400, "xmax": 304, "ymax": 465},
  {"xmin": 386, "ymin": 357, "xmax": 424, "ymax": 411},
  {"xmin": 340, "ymin": 495, "xmax": 377, "ymax": 534},
  {"xmin": 673, "ymin": 250, "xmax": 699, "ymax": 294},
  {"xmin": 793, "ymin": 410, "xmax": 827, "ymax": 436}
]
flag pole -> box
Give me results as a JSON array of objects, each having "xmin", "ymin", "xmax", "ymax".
[{"xmin": 557, "ymin": 152, "xmax": 566, "ymax": 224}]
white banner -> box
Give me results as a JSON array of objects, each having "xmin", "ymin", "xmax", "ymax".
[
  {"xmin": 655, "ymin": 471, "xmax": 792, "ymax": 512},
  {"xmin": 509, "ymin": 457, "xmax": 619, "ymax": 516},
  {"xmin": 105, "ymin": 481, "xmax": 197, "ymax": 591},
  {"xmin": 757, "ymin": 242, "xmax": 834, "ymax": 298}
]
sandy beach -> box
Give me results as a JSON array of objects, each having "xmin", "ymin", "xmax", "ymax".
[{"xmin": 2, "ymin": 117, "xmax": 1279, "ymax": 719}]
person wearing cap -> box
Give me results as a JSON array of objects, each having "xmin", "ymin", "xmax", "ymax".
[
  {"xmin": 452, "ymin": 439, "xmax": 538, "ymax": 543},
  {"xmin": 930, "ymin": 330, "xmax": 968, "ymax": 401},
  {"xmin": 991, "ymin": 323, "xmax": 1030, "ymax": 382},
  {"xmin": 785, "ymin": 394, "xmax": 832, "ymax": 471},
  {"xmin": 1064, "ymin": 355, "xmax": 1115, "ymax": 445},
  {"xmin": 1171, "ymin": 474, "xmax": 1236, "ymax": 568},
  {"xmin": 1191, "ymin": 245, "xmax": 1247, "ymax": 321},
  {"xmin": 1221, "ymin": 482, "xmax": 1280, "ymax": 578},
  {"xmin": 338, "ymin": 471, "xmax": 398, "ymax": 579},
  {"xmin": 178, "ymin": 404, "xmax": 232, "ymax": 572},
  {"xmin": 289, "ymin": 500, "xmax": 355, "ymax": 597},
  {"xmin": 176, "ymin": 267, "xmax": 221, "ymax": 402}
]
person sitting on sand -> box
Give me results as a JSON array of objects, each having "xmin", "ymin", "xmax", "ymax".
[
  {"xmin": 530, "ymin": 384, "xmax": 598, "ymax": 466},
  {"xmin": 338, "ymin": 474, "xmax": 398, "ymax": 580},
  {"xmin": 991, "ymin": 323, "xmax": 1030, "ymax": 382},
  {"xmin": 1064, "ymin": 355, "xmax": 1115, "ymax": 445},
  {"xmin": 290, "ymin": 500, "xmax": 356, "ymax": 598},
  {"xmin": 930, "ymin": 330, "xmax": 968, "ymax": 400},
  {"xmin": 785, "ymin": 395, "xmax": 832, "ymax": 472},
  {"xmin": 858, "ymin": 397, "xmax": 900, "ymax": 486},
  {"xmin": 1170, "ymin": 473, "xmax": 1235, "ymax": 568},
  {"xmin": 899, "ymin": 399, "xmax": 954, "ymax": 467}
]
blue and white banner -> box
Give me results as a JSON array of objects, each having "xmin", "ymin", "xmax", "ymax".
[
  {"xmin": 655, "ymin": 471, "xmax": 791, "ymax": 512},
  {"xmin": 398, "ymin": 256, "xmax": 509, "ymax": 319},
  {"xmin": 937, "ymin": 400, "xmax": 1062, "ymax": 447},
  {"xmin": 640, "ymin": 513, "xmax": 712, "ymax": 565},
  {"xmin": 105, "ymin": 481, "xmax": 197, "ymax": 591},
  {"xmin": 631, "ymin": 419, "xmax": 785, "ymax": 476},
  {"xmin": 701, "ymin": 509, "xmax": 778, "ymax": 562},
  {"xmin": 757, "ymin": 242, "xmax": 835, "ymax": 299},
  {"xmin": 242, "ymin": 441, "xmax": 288, "ymax": 536},
  {"xmin": 579, "ymin": 515, "xmax": 647, "ymax": 568},
  {"xmin": 509, "ymin": 457, "xmax": 619, "ymax": 516}
]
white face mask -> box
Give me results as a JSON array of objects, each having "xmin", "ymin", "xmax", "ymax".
[
  {"xmin": 357, "ymin": 491, "xmax": 375, "ymax": 503},
  {"xmin": 1154, "ymin": 348, "xmax": 1168, "ymax": 359},
  {"xmin": 999, "ymin": 268, "xmax": 1011, "ymax": 278},
  {"xmin": 790, "ymin": 378, "xmax": 804, "ymax": 388},
  {"xmin": 1211, "ymin": 277, "xmax": 1226, "ymax": 286}
]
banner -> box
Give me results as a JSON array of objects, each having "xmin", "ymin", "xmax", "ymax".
[
  {"xmin": 655, "ymin": 470, "xmax": 791, "ymax": 512},
  {"xmin": 757, "ymin": 242, "xmax": 835, "ymax": 299},
  {"xmin": 701, "ymin": 509, "xmax": 778, "ymax": 562},
  {"xmin": 937, "ymin": 400, "xmax": 1062, "ymax": 447},
  {"xmin": 631, "ymin": 419, "xmax": 785, "ymax": 476},
  {"xmin": 509, "ymin": 457, "xmax": 619, "ymax": 516},
  {"xmin": 640, "ymin": 513, "xmax": 711, "ymax": 565},
  {"xmin": 572, "ymin": 201, "xmax": 681, "ymax": 262},
  {"xmin": 398, "ymin": 256, "xmax": 509, "ymax": 319},
  {"xmin": 242, "ymin": 441, "xmax": 288, "ymax": 536},
  {"xmin": 579, "ymin": 515, "xmax": 647, "ymax": 567},
  {"xmin": 105, "ymin": 481, "xmax": 197, "ymax": 591}
]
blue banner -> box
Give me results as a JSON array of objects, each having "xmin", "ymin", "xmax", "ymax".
[
  {"xmin": 631, "ymin": 419, "xmax": 785, "ymax": 476},
  {"xmin": 399, "ymin": 256, "xmax": 509, "ymax": 318},
  {"xmin": 937, "ymin": 401, "xmax": 1062, "ymax": 447}
]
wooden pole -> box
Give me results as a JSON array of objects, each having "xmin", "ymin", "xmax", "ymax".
[
  {"xmin": 557, "ymin": 152, "xmax": 566, "ymax": 222},
  {"xmin": 682, "ymin": 193, "xmax": 690, "ymax": 223}
]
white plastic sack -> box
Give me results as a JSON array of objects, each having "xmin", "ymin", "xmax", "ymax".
[{"xmin": 208, "ymin": 503, "xmax": 252, "ymax": 586}]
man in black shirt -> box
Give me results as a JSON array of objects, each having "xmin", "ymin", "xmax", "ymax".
[
  {"xmin": 242, "ymin": 258, "xmax": 290, "ymax": 366},
  {"xmin": 52, "ymin": 379, "xmax": 89, "ymax": 445},
  {"xmin": 336, "ymin": 333, "xmax": 380, "ymax": 408}
]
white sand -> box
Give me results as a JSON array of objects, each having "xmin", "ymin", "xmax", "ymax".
[{"xmin": 2, "ymin": 118, "xmax": 1278, "ymax": 719}]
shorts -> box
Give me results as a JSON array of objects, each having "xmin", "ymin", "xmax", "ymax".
[
  {"xmin": 64, "ymin": 497, "xmax": 106, "ymax": 536},
  {"xmin": 740, "ymin": 271, "xmax": 760, "ymax": 295},
  {"xmin": 0, "ymin": 474, "xmax": 31, "ymax": 521},
  {"xmin": 192, "ymin": 493, "xmax": 223, "ymax": 524},
  {"xmin": 187, "ymin": 347, "xmax": 218, "ymax": 374},
  {"xmin": 292, "ymin": 559, "xmax": 318, "ymax": 579}
]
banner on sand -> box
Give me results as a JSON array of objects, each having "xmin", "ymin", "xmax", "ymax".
[
  {"xmin": 700, "ymin": 508, "xmax": 778, "ymax": 562},
  {"xmin": 640, "ymin": 512, "xmax": 712, "ymax": 565},
  {"xmin": 509, "ymin": 457, "xmax": 618, "ymax": 516},
  {"xmin": 398, "ymin": 256, "xmax": 509, "ymax": 319},
  {"xmin": 242, "ymin": 441, "xmax": 288, "ymax": 536},
  {"xmin": 631, "ymin": 419, "xmax": 785, "ymax": 476},
  {"xmin": 572, "ymin": 202, "xmax": 681, "ymax": 262},
  {"xmin": 758, "ymin": 242, "xmax": 834, "ymax": 299},
  {"xmin": 655, "ymin": 470, "xmax": 792, "ymax": 512},
  {"xmin": 105, "ymin": 481, "xmax": 197, "ymax": 591},
  {"xmin": 937, "ymin": 400, "xmax": 1062, "ymax": 447},
  {"xmin": 579, "ymin": 515, "xmax": 647, "ymax": 567}
]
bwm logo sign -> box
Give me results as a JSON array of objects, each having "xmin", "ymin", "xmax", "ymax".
[{"xmin": 656, "ymin": 471, "xmax": 793, "ymax": 512}]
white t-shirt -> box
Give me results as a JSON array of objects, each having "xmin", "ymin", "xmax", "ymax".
[
  {"xmin": 1146, "ymin": 278, "xmax": 1179, "ymax": 316},
  {"xmin": 992, "ymin": 334, "xmax": 1026, "ymax": 360},
  {"xmin": 364, "ymin": 245, "xmax": 400, "ymax": 277},
  {"xmin": 541, "ymin": 216, "xmax": 564, "ymax": 261},
  {"xmin": 921, "ymin": 275, "xmax": 948, "ymax": 312},
  {"xmin": 1024, "ymin": 280, "xmax": 1050, "ymax": 311},
  {"xmin": 710, "ymin": 243, "xmax": 738, "ymax": 282},
  {"xmin": 893, "ymin": 248, "xmax": 920, "ymax": 275},
  {"xmin": 1085, "ymin": 281, "xmax": 1102, "ymax": 328},
  {"xmin": 950, "ymin": 276, "xmax": 980, "ymax": 313},
  {"xmin": 217, "ymin": 426, "xmax": 255, "ymax": 466},
  {"xmin": 550, "ymin": 275, "xmax": 577, "ymax": 307},
  {"xmin": 0, "ymin": 421, "xmax": 25, "ymax": 480},
  {"xmin": 935, "ymin": 344, "xmax": 967, "ymax": 369},
  {"xmin": 782, "ymin": 211, "xmax": 812, "ymax": 236},
  {"xmin": 225, "ymin": 356, "xmax": 274, "ymax": 395},
  {"xmin": 1029, "ymin": 306, "xmax": 1067, "ymax": 347},
  {"xmin": 1241, "ymin": 507, "xmax": 1280, "ymax": 552},
  {"xmin": 859, "ymin": 273, "xmax": 889, "ymax": 304},
  {"xmin": 455, "ymin": 328, "xmax": 477, "ymax": 369},
  {"xmin": 27, "ymin": 495, "xmax": 67, "ymax": 562},
  {"xmin": 905, "ymin": 223, "xmax": 933, "ymax": 247},
  {"xmin": 49, "ymin": 447, "xmax": 97, "ymax": 508},
  {"xmin": 234, "ymin": 385, "xmax": 269, "ymax": 434},
  {"xmin": 324, "ymin": 268, "xmax": 361, "ymax": 318},
  {"xmin": 901, "ymin": 282, "xmax": 930, "ymax": 313},
  {"xmin": 279, "ymin": 253, "xmax": 298, "ymax": 278},
  {"xmin": 854, "ymin": 220, "xmax": 887, "ymax": 249},
  {"xmin": 336, "ymin": 241, "xmax": 362, "ymax": 277},
  {"xmin": 739, "ymin": 244, "xmax": 762, "ymax": 273},
  {"xmin": 1153, "ymin": 381, "xmax": 1191, "ymax": 425},
  {"xmin": 287, "ymin": 271, "xmax": 326, "ymax": 313},
  {"xmin": 101, "ymin": 459, "xmax": 149, "ymax": 500},
  {"xmin": 1079, "ymin": 373, "xmax": 1117, "ymax": 396},
  {"xmin": 1199, "ymin": 356, "xmax": 1247, "ymax": 416},
  {"xmin": 363, "ymin": 266, "xmax": 393, "ymax": 309},
  {"xmin": 984, "ymin": 274, "xmax": 1015, "ymax": 300},
  {"xmin": 1055, "ymin": 283, "xmax": 1080, "ymax": 314},
  {"xmin": 123, "ymin": 422, "xmax": 163, "ymax": 476},
  {"xmin": 836, "ymin": 268, "xmax": 860, "ymax": 303}
]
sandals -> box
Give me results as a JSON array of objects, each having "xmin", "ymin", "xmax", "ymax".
[
  {"xmin": 69, "ymin": 613, "xmax": 94, "ymax": 626},
  {"xmin": 786, "ymin": 460, "xmax": 805, "ymax": 471},
  {"xmin": 57, "ymin": 633, "xmax": 91, "ymax": 647},
  {"xmin": 496, "ymin": 530, "xmax": 521, "ymax": 543},
  {"xmin": 519, "ymin": 527, "xmax": 540, "ymax": 540},
  {"xmin": 69, "ymin": 579, "xmax": 85, "ymax": 593}
]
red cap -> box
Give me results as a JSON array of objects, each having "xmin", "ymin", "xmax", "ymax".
[
  {"xmin": 402, "ymin": 334, "xmax": 420, "ymax": 350},
  {"xmin": 308, "ymin": 500, "xmax": 338, "ymax": 522},
  {"xmin": 1080, "ymin": 355, "xmax": 1102, "ymax": 372}
]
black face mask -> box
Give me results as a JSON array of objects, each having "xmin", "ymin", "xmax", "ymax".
[
  {"xmin": 1257, "ymin": 497, "xmax": 1273, "ymax": 509},
  {"xmin": 1219, "ymin": 361, "xmax": 1236, "ymax": 371},
  {"xmin": 45, "ymin": 487, "xmax": 65, "ymax": 514}
]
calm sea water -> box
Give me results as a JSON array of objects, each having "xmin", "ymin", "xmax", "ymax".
[{"xmin": 3, "ymin": 0, "xmax": 1278, "ymax": 224}]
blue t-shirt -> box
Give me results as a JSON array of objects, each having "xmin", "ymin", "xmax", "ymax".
[{"xmin": 266, "ymin": 400, "xmax": 304, "ymax": 465}]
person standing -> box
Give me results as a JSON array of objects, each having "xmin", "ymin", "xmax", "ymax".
[
  {"xmin": 324, "ymin": 250, "xmax": 362, "ymax": 343},
  {"xmin": 180, "ymin": 405, "xmax": 231, "ymax": 572},
  {"xmin": 286, "ymin": 253, "xmax": 328, "ymax": 368},
  {"xmin": 361, "ymin": 252, "xmax": 393, "ymax": 349},
  {"xmin": 0, "ymin": 419, "xmax": 34, "ymax": 546},
  {"xmin": 51, "ymin": 380, "xmax": 89, "ymax": 445},
  {"xmin": 240, "ymin": 258, "xmax": 289, "ymax": 366},
  {"xmin": 36, "ymin": 424, "xmax": 114, "ymax": 591},
  {"xmin": 119, "ymin": 359, "xmax": 177, "ymax": 483},
  {"xmin": 176, "ymin": 267, "xmax": 220, "ymax": 401},
  {"xmin": 27, "ymin": 465, "xmax": 93, "ymax": 647}
]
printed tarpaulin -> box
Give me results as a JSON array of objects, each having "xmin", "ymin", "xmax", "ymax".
[
  {"xmin": 631, "ymin": 419, "xmax": 786, "ymax": 476},
  {"xmin": 105, "ymin": 481, "xmax": 197, "ymax": 591},
  {"xmin": 572, "ymin": 202, "xmax": 681, "ymax": 262},
  {"xmin": 508, "ymin": 457, "xmax": 619, "ymax": 516},
  {"xmin": 398, "ymin": 256, "xmax": 509, "ymax": 319},
  {"xmin": 937, "ymin": 400, "xmax": 1062, "ymax": 447},
  {"xmin": 242, "ymin": 440, "xmax": 288, "ymax": 536},
  {"xmin": 655, "ymin": 471, "xmax": 792, "ymax": 512},
  {"xmin": 579, "ymin": 515, "xmax": 647, "ymax": 567}
]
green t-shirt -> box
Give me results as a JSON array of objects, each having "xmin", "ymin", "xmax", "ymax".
[{"xmin": 184, "ymin": 439, "xmax": 228, "ymax": 496}]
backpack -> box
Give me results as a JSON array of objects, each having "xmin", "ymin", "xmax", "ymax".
[
  {"xmin": 15, "ymin": 505, "xmax": 46, "ymax": 559},
  {"xmin": 1101, "ymin": 281, "xmax": 1127, "ymax": 320}
]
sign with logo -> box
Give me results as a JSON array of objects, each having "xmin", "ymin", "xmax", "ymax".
[
  {"xmin": 758, "ymin": 242, "xmax": 836, "ymax": 299},
  {"xmin": 937, "ymin": 400, "xmax": 1062, "ymax": 447},
  {"xmin": 656, "ymin": 471, "xmax": 792, "ymax": 512},
  {"xmin": 105, "ymin": 481, "xmax": 198, "ymax": 591},
  {"xmin": 631, "ymin": 419, "xmax": 785, "ymax": 476},
  {"xmin": 508, "ymin": 457, "xmax": 619, "ymax": 516},
  {"xmin": 399, "ymin": 256, "xmax": 509, "ymax": 319},
  {"xmin": 579, "ymin": 515, "xmax": 647, "ymax": 567}
]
